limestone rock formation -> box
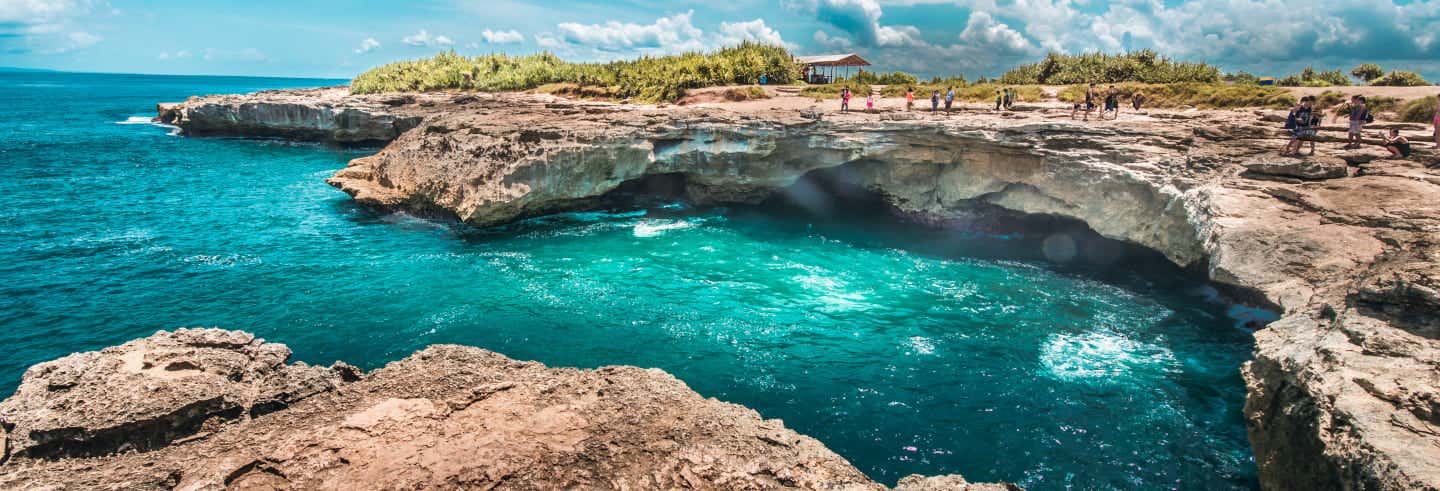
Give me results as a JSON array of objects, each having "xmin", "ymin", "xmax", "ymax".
[
  {"xmin": 0, "ymin": 331, "xmax": 1004, "ymax": 490},
  {"xmin": 0, "ymin": 328, "xmax": 350, "ymax": 461},
  {"xmin": 132, "ymin": 89, "xmax": 1440, "ymax": 490},
  {"xmin": 155, "ymin": 87, "xmax": 426, "ymax": 145}
]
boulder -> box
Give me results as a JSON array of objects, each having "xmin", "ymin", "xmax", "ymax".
[{"xmin": 0, "ymin": 328, "xmax": 351, "ymax": 459}]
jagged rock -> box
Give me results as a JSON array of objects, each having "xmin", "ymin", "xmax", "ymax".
[
  {"xmin": 894, "ymin": 474, "xmax": 1021, "ymax": 490},
  {"xmin": 0, "ymin": 337, "xmax": 1006, "ymax": 490},
  {"xmin": 155, "ymin": 87, "xmax": 425, "ymax": 144},
  {"xmin": 0, "ymin": 328, "xmax": 350, "ymax": 460},
  {"xmin": 152, "ymin": 89, "xmax": 1440, "ymax": 491},
  {"xmin": 1244, "ymin": 156, "xmax": 1350, "ymax": 180}
]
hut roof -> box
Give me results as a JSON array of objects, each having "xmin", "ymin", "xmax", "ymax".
[{"xmin": 795, "ymin": 53, "xmax": 871, "ymax": 67}]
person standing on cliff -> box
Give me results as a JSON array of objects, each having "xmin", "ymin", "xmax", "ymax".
[
  {"xmin": 905, "ymin": 88, "xmax": 915, "ymax": 111},
  {"xmin": 944, "ymin": 87, "xmax": 955, "ymax": 115},
  {"xmin": 930, "ymin": 90, "xmax": 940, "ymax": 113},
  {"xmin": 1345, "ymin": 95, "xmax": 1370, "ymax": 149},
  {"xmin": 841, "ymin": 87, "xmax": 851, "ymax": 113},
  {"xmin": 1082, "ymin": 83, "xmax": 1097, "ymax": 121}
]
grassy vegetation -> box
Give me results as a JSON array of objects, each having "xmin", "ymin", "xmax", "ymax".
[
  {"xmin": 721, "ymin": 86, "xmax": 769, "ymax": 101},
  {"xmin": 1369, "ymin": 70, "xmax": 1431, "ymax": 87},
  {"xmin": 849, "ymin": 70, "xmax": 920, "ymax": 86},
  {"xmin": 998, "ymin": 50, "xmax": 1221, "ymax": 85},
  {"xmin": 1057, "ymin": 83, "xmax": 1294, "ymax": 109},
  {"xmin": 1399, "ymin": 96, "xmax": 1438, "ymax": 123},
  {"xmin": 1278, "ymin": 67, "xmax": 1352, "ymax": 87},
  {"xmin": 350, "ymin": 43, "xmax": 799, "ymax": 102}
]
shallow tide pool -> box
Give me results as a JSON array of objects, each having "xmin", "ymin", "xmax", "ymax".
[{"xmin": 0, "ymin": 72, "xmax": 1259, "ymax": 489}]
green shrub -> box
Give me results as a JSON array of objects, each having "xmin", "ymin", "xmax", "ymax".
[
  {"xmin": 849, "ymin": 70, "xmax": 919, "ymax": 86},
  {"xmin": 722, "ymin": 86, "xmax": 769, "ymax": 101},
  {"xmin": 1278, "ymin": 67, "xmax": 1350, "ymax": 87},
  {"xmin": 1224, "ymin": 71, "xmax": 1259, "ymax": 85},
  {"xmin": 877, "ymin": 83, "xmax": 1040, "ymax": 102},
  {"xmin": 1326, "ymin": 96, "xmax": 1400, "ymax": 119},
  {"xmin": 1399, "ymin": 96, "xmax": 1438, "ymax": 123},
  {"xmin": 350, "ymin": 42, "xmax": 800, "ymax": 103},
  {"xmin": 1350, "ymin": 63, "xmax": 1384, "ymax": 82},
  {"xmin": 1369, "ymin": 70, "xmax": 1430, "ymax": 87},
  {"xmin": 998, "ymin": 49, "xmax": 1221, "ymax": 85},
  {"xmin": 1058, "ymin": 83, "xmax": 1294, "ymax": 109}
]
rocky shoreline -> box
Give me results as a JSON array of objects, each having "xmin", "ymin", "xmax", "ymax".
[{"xmin": 2, "ymin": 87, "xmax": 1435, "ymax": 489}]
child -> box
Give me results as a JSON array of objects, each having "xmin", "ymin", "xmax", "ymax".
[
  {"xmin": 1383, "ymin": 128, "xmax": 1412, "ymax": 158},
  {"xmin": 841, "ymin": 87, "xmax": 851, "ymax": 113},
  {"xmin": 930, "ymin": 90, "xmax": 940, "ymax": 113},
  {"xmin": 905, "ymin": 88, "xmax": 914, "ymax": 112},
  {"xmin": 866, "ymin": 93, "xmax": 875, "ymax": 113},
  {"xmin": 1346, "ymin": 95, "xmax": 1369, "ymax": 149}
]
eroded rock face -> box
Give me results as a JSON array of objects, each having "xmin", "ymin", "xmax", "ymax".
[
  {"xmin": 156, "ymin": 87, "xmax": 424, "ymax": 145},
  {"xmin": 0, "ymin": 328, "xmax": 351, "ymax": 460},
  {"xmin": 151, "ymin": 89, "xmax": 1440, "ymax": 490},
  {"xmin": 0, "ymin": 332, "xmax": 1006, "ymax": 490}
]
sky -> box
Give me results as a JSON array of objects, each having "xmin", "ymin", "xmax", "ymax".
[{"xmin": 2, "ymin": 0, "xmax": 1439, "ymax": 81}]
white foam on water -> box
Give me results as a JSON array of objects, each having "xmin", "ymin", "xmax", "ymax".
[
  {"xmin": 115, "ymin": 116, "xmax": 154, "ymax": 125},
  {"xmin": 1039, "ymin": 329, "xmax": 1176, "ymax": 382},
  {"xmin": 906, "ymin": 336, "xmax": 936, "ymax": 355},
  {"xmin": 633, "ymin": 219, "xmax": 695, "ymax": 238}
]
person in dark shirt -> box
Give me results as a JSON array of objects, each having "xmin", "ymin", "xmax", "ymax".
[
  {"xmin": 1383, "ymin": 128, "xmax": 1413, "ymax": 158},
  {"xmin": 1282, "ymin": 96, "xmax": 1320, "ymax": 156}
]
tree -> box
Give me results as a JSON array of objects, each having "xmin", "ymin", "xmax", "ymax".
[{"xmin": 1350, "ymin": 63, "xmax": 1384, "ymax": 82}]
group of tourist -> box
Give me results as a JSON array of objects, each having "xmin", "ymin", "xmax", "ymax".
[
  {"xmin": 1071, "ymin": 84, "xmax": 1144, "ymax": 121},
  {"xmin": 1284, "ymin": 92, "xmax": 1440, "ymax": 159}
]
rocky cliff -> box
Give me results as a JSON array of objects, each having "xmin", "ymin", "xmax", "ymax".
[{"xmin": 17, "ymin": 88, "xmax": 1435, "ymax": 489}]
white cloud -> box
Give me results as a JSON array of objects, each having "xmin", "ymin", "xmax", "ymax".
[
  {"xmin": 0, "ymin": 0, "xmax": 97, "ymax": 24},
  {"xmin": 354, "ymin": 37, "xmax": 380, "ymax": 54},
  {"xmin": 716, "ymin": 19, "xmax": 787, "ymax": 47},
  {"xmin": 957, "ymin": 11, "xmax": 1033, "ymax": 54},
  {"xmin": 0, "ymin": 0, "xmax": 104, "ymax": 53},
  {"xmin": 558, "ymin": 11, "xmax": 705, "ymax": 52},
  {"xmin": 480, "ymin": 28, "xmax": 524, "ymax": 44},
  {"xmin": 157, "ymin": 49, "xmax": 191, "ymax": 60},
  {"xmin": 402, "ymin": 29, "xmax": 454, "ymax": 47},
  {"xmin": 551, "ymin": 12, "xmax": 788, "ymax": 58},
  {"xmin": 201, "ymin": 48, "xmax": 267, "ymax": 62}
]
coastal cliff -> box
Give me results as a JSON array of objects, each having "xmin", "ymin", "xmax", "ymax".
[{"xmin": 4, "ymin": 88, "xmax": 1432, "ymax": 489}]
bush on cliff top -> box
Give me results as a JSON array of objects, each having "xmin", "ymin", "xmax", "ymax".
[
  {"xmin": 350, "ymin": 43, "xmax": 800, "ymax": 102},
  {"xmin": 1057, "ymin": 83, "xmax": 1294, "ymax": 109},
  {"xmin": 1399, "ymin": 96, "xmax": 1438, "ymax": 123},
  {"xmin": 998, "ymin": 50, "xmax": 1221, "ymax": 85}
]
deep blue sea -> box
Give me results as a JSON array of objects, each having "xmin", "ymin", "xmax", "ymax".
[{"xmin": 0, "ymin": 71, "xmax": 1261, "ymax": 489}]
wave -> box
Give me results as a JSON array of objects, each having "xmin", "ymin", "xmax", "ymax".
[{"xmin": 115, "ymin": 116, "xmax": 155, "ymax": 125}]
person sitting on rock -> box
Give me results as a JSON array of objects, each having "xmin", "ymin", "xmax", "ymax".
[
  {"xmin": 1282, "ymin": 96, "xmax": 1320, "ymax": 156},
  {"xmin": 1382, "ymin": 128, "xmax": 1412, "ymax": 158}
]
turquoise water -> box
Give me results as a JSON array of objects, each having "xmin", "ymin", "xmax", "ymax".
[{"xmin": 0, "ymin": 72, "xmax": 1259, "ymax": 489}]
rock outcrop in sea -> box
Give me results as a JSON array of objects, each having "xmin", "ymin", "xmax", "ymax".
[{"xmin": 9, "ymin": 86, "xmax": 1433, "ymax": 489}]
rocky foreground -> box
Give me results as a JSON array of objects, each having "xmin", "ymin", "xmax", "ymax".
[
  {"xmin": 3, "ymin": 87, "xmax": 1434, "ymax": 489},
  {"xmin": 0, "ymin": 328, "xmax": 1007, "ymax": 490}
]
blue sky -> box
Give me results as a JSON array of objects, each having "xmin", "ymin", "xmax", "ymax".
[{"xmin": 3, "ymin": 0, "xmax": 1439, "ymax": 81}]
